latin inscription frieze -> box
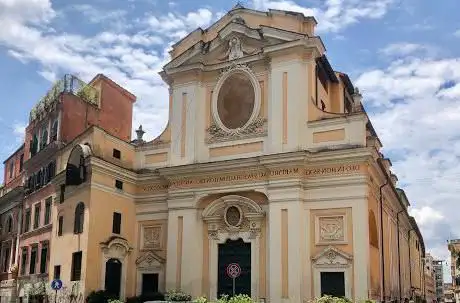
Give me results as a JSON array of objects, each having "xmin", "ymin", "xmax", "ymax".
[{"xmin": 140, "ymin": 164, "xmax": 363, "ymax": 192}]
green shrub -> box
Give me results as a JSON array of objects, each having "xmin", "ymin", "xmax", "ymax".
[
  {"xmin": 165, "ymin": 289, "xmax": 192, "ymax": 301},
  {"xmin": 86, "ymin": 290, "xmax": 117, "ymax": 303},
  {"xmin": 216, "ymin": 295, "xmax": 255, "ymax": 303}
]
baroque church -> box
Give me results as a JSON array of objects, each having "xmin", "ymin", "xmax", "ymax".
[{"xmin": 46, "ymin": 4, "xmax": 425, "ymax": 303}]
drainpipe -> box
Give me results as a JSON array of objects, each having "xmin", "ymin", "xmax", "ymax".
[
  {"xmin": 397, "ymin": 210, "xmax": 405, "ymax": 300},
  {"xmin": 377, "ymin": 158, "xmax": 389, "ymax": 301},
  {"xmin": 408, "ymin": 229, "xmax": 414, "ymax": 298},
  {"xmin": 315, "ymin": 64, "xmax": 319, "ymax": 106}
]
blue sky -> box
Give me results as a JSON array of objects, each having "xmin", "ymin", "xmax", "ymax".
[{"xmin": 1, "ymin": 0, "xmax": 460, "ymax": 280}]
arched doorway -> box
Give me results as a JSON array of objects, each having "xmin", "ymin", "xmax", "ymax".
[
  {"xmin": 105, "ymin": 258, "xmax": 122, "ymax": 298},
  {"xmin": 217, "ymin": 238, "xmax": 251, "ymax": 297}
]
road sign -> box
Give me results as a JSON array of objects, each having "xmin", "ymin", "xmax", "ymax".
[
  {"xmin": 51, "ymin": 279, "xmax": 62, "ymax": 291},
  {"xmin": 226, "ymin": 263, "xmax": 241, "ymax": 296},
  {"xmin": 226, "ymin": 263, "xmax": 241, "ymax": 279}
]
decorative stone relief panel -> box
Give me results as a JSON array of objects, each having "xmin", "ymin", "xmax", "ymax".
[
  {"xmin": 136, "ymin": 251, "xmax": 165, "ymax": 270},
  {"xmin": 315, "ymin": 215, "xmax": 347, "ymax": 245},
  {"xmin": 312, "ymin": 246, "xmax": 353, "ymax": 268},
  {"xmin": 142, "ymin": 225, "xmax": 163, "ymax": 250}
]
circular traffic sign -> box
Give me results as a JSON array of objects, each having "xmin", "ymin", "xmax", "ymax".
[
  {"xmin": 226, "ymin": 263, "xmax": 241, "ymax": 279},
  {"xmin": 51, "ymin": 279, "xmax": 62, "ymax": 290}
]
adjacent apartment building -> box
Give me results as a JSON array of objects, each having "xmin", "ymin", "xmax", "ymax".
[
  {"xmin": 448, "ymin": 239, "xmax": 460, "ymax": 303},
  {"xmin": 10, "ymin": 74, "xmax": 135, "ymax": 302},
  {"xmin": 433, "ymin": 259, "xmax": 444, "ymax": 302},
  {"xmin": 0, "ymin": 145, "xmax": 25, "ymax": 302},
  {"xmin": 425, "ymin": 254, "xmax": 436, "ymax": 303}
]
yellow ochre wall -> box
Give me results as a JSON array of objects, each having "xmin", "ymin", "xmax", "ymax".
[
  {"xmin": 49, "ymin": 188, "xmax": 91, "ymax": 286},
  {"xmin": 85, "ymin": 182, "xmax": 137, "ymax": 297}
]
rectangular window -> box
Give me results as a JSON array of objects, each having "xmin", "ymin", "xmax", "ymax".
[
  {"xmin": 71, "ymin": 251, "xmax": 82, "ymax": 281},
  {"xmin": 20, "ymin": 248, "xmax": 27, "ymax": 275},
  {"xmin": 40, "ymin": 243, "xmax": 48, "ymax": 273},
  {"xmin": 2, "ymin": 247, "xmax": 10, "ymax": 273},
  {"xmin": 19, "ymin": 154, "xmax": 24, "ymax": 171},
  {"xmin": 9, "ymin": 162, "xmax": 14, "ymax": 179},
  {"xmin": 115, "ymin": 180, "xmax": 123, "ymax": 190},
  {"xmin": 44, "ymin": 198, "xmax": 52, "ymax": 225},
  {"xmin": 60, "ymin": 184, "xmax": 65, "ymax": 203},
  {"xmin": 54, "ymin": 265, "xmax": 61, "ymax": 280},
  {"xmin": 112, "ymin": 149, "xmax": 121, "ymax": 159},
  {"xmin": 29, "ymin": 246, "xmax": 37, "ymax": 275},
  {"xmin": 34, "ymin": 204, "xmax": 41, "ymax": 229},
  {"xmin": 24, "ymin": 209, "xmax": 31, "ymax": 233},
  {"xmin": 112, "ymin": 212, "xmax": 121, "ymax": 234},
  {"xmin": 58, "ymin": 216, "xmax": 63, "ymax": 236},
  {"xmin": 142, "ymin": 273, "xmax": 159, "ymax": 295}
]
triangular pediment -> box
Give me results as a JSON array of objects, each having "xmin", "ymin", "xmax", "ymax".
[
  {"xmin": 136, "ymin": 251, "xmax": 165, "ymax": 269},
  {"xmin": 312, "ymin": 246, "xmax": 352, "ymax": 268},
  {"xmin": 164, "ymin": 19, "xmax": 310, "ymax": 72}
]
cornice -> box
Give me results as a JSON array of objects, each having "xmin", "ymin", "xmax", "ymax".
[
  {"xmin": 19, "ymin": 224, "xmax": 52, "ymax": 240},
  {"xmin": 307, "ymin": 113, "xmax": 367, "ymax": 128},
  {"xmin": 91, "ymin": 183, "xmax": 135, "ymax": 200},
  {"xmin": 157, "ymin": 149, "xmax": 372, "ymax": 178},
  {"xmin": 91, "ymin": 157, "xmax": 137, "ymax": 183}
]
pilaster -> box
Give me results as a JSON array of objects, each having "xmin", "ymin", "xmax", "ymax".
[
  {"xmin": 165, "ymin": 195, "xmax": 203, "ymax": 297},
  {"xmin": 267, "ymin": 184, "xmax": 305, "ymax": 303},
  {"xmin": 267, "ymin": 59, "xmax": 308, "ymax": 154}
]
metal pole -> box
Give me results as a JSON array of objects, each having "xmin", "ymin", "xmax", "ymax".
[
  {"xmin": 54, "ymin": 289, "xmax": 57, "ymax": 303},
  {"xmin": 232, "ymin": 277, "xmax": 235, "ymax": 297}
]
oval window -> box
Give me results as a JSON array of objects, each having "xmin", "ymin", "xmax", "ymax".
[
  {"xmin": 217, "ymin": 73, "xmax": 255, "ymax": 130},
  {"xmin": 225, "ymin": 206, "xmax": 242, "ymax": 227}
]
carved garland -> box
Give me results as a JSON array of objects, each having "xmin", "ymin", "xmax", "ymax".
[
  {"xmin": 203, "ymin": 196, "xmax": 264, "ymax": 240},
  {"xmin": 207, "ymin": 117, "xmax": 267, "ymax": 143}
]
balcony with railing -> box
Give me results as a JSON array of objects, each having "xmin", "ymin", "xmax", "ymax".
[{"xmin": 29, "ymin": 74, "xmax": 99, "ymax": 123}]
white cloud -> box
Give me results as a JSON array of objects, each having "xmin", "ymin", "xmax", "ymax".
[
  {"xmin": 454, "ymin": 29, "xmax": 460, "ymax": 37},
  {"xmin": 0, "ymin": 0, "xmax": 55, "ymax": 24},
  {"xmin": 38, "ymin": 69, "xmax": 57, "ymax": 82},
  {"xmin": 410, "ymin": 206, "xmax": 444, "ymax": 226},
  {"xmin": 356, "ymin": 48, "xmax": 460, "ymax": 280},
  {"xmin": 13, "ymin": 122, "xmax": 26, "ymax": 143},
  {"xmin": 252, "ymin": 0, "xmax": 394, "ymax": 32},
  {"xmin": 379, "ymin": 43, "xmax": 433, "ymax": 57},
  {"xmin": 146, "ymin": 8, "xmax": 214, "ymax": 39}
]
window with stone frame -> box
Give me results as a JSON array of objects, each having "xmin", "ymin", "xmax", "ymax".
[
  {"xmin": 58, "ymin": 216, "xmax": 63, "ymax": 236},
  {"xmin": 19, "ymin": 154, "xmax": 24, "ymax": 171},
  {"xmin": 24, "ymin": 209, "xmax": 31, "ymax": 233},
  {"xmin": 29, "ymin": 245, "xmax": 38, "ymax": 274},
  {"xmin": 2, "ymin": 246, "xmax": 10, "ymax": 272},
  {"xmin": 40, "ymin": 242, "xmax": 48, "ymax": 274},
  {"xmin": 51, "ymin": 120, "xmax": 58, "ymax": 142},
  {"xmin": 71, "ymin": 251, "xmax": 82, "ymax": 281},
  {"xmin": 53, "ymin": 265, "xmax": 61, "ymax": 280},
  {"xmin": 112, "ymin": 212, "xmax": 121, "ymax": 234},
  {"xmin": 44, "ymin": 198, "xmax": 52, "ymax": 225},
  {"xmin": 9, "ymin": 161, "xmax": 14, "ymax": 179},
  {"xmin": 20, "ymin": 247, "xmax": 27, "ymax": 275},
  {"xmin": 40, "ymin": 128, "xmax": 48, "ymax": 150},
  {"xmin": 74, "ymin": 202, "xmax": 85, "ymax": 234},
  {"xmin": 6, "ymin": 216, "xmax": 13, "ymax": 233},
  {"xmin": 34, "ymin": 203, "xmax": 41, "ymax": 229},
  {"xmin": 31, "ymin": 134, "xmax": 38, "ymax": 157}
]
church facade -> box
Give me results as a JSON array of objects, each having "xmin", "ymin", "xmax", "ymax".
[{"xmin": 5, "ymin": 5, "xmax": 426, "ymax": 303}]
